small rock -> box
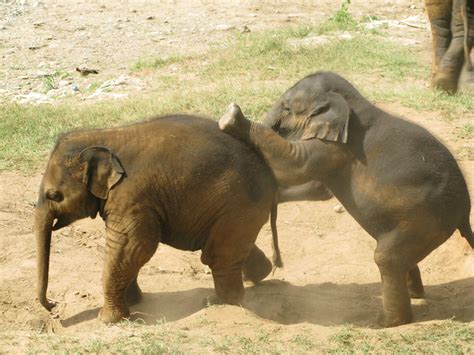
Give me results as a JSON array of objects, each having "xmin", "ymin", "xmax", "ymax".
[
  {"xmin": 76, "ymin": 66, "xmax": 99, "ymax": 76},
  {"xmin": 74, "ymin": 291, "xmax": 80, "ymax": 295},
  {"xmin": 28, "ymin": 44, "xmax": 45, "ymax": 50},
  {"xmin": 129, "ymin": 8, "xmax": 137, "ymax": 13},
  {"xmin": 410, "ymin": 4, "xmax": 416, "ymax": 9},
  {"xmin": 334, "ymin": 204, "xmax": 345, "ymax": 213},
  {"xmin": 146, "ymin": 16, "xmax": 155, "ymax": 20},
  {"xmin": 241, "ymin": 25, "xmax": 251, "ymax": 34}
]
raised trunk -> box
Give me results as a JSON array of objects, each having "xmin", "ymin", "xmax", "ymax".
[
  {"xmin": 219, "ymin": 104, "xmax": 313, "ymax": 187},
  {"xmin": 34, "ymin": 202, "xmax": 55, "ymax": 311}
]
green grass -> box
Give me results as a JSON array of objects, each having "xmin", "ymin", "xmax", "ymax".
[
  {"xmin": 130, "ymin": 55, "xmax": 187, "ymax": 72},
  {"xmin": 1, "ymin": 320, "xmax": 471, "ymax": 353},
  {"xmin": 0, "ymin": 4, "xmax": 473, "ymax": 172}
]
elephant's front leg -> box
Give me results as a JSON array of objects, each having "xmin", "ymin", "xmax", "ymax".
[{"xmin": 99, "ymin": 228, "xmax": 158, "ymax": 324}]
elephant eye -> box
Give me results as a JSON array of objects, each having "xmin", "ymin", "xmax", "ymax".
[{"xmin": 46, "ymin": 190, "xmax": 63, "ymax": 202}]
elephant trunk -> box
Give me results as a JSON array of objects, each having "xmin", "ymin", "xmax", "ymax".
[
  {"xmin": 34, "ymin": 202, "xmax": 55, "ymax": 311},
  {"xmin": 219, "ymin": 103, "xmax": 312, "ymax": 187}
]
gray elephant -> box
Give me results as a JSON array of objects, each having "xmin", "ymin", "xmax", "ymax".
[
  {"xmin": 425, "ymin": 0, "xmax": 473, "ymax": 92},
  {"xmin": 219, "ymin": 71, "xmax": 473, "ymax": 327},
  {"xmin": 35, "ymin": 115, "xmax": 282, "ymax": 324}
]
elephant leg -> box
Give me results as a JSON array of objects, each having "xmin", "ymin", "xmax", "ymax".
[
  {"xmin": 125, "ymin": 276, "xmax": 142, "ymax": 306},
  {"xmin": 425, "ymin": 0, "xmax": 453, "ymax": 84},
  {"xmin": 242, "ymin": 245, "xmax": 272, "ymax": 284},
  {"xmin": 434, "ymin": 37, "xmax": 465, "ymax": 92},
  {"xmin": 407, "ymin": 265, "xmax": 425, "ymax": 299},
  {"xmin": 99, "ymin": 229, "xmax": 159, "ymax": 324},
  {"xmin": 202, "ymin": 213, "xmax": 266, "ymax": 305},
  {"xmin": 278, "ymin": 180, "xmax": 333, "ymax": 203},
  {"xmin": 374, "ymin": 239, "xmax": 413, "ymax": 327},
  {"xmin": 434, "ymin": 0, "xmax": 474, "ymax": 92}
]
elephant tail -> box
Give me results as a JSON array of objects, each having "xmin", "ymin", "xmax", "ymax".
[
  {"xmin": 458, "ymin": 217, "xmax": 474, "ymax": 248},
  {"xmin": 270, "ymin": 199, "xmax": 283, "ymax": 269}
]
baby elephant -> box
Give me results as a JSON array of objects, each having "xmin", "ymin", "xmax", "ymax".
[
  {"xmin": 219, "ymin": 71, "xmax": 473, "ymax": 327},
  {"xmin": 35, "ymin": 115, "xmax": 279, "ymax": 323}
]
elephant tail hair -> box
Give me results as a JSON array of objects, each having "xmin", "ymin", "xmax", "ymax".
[
  {"xmin": 458, "ymin": 217, "xmax": 474, "ymax": 248},
  {"xmin": 271, "ymin": 200, "xmax": 283, "ymax": 269}
]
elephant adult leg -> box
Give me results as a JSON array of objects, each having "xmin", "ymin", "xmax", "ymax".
[
  {"xmin": 434, "ymin": 0, "xmax": 474, "ymax": 92},
  {"xmin": 99, "ymin": 229, "xmax": 159, "ymax": 324},
  {"xmin": 425, "ymin": 0, "xmax": 453, "ymax": 84},
  {"xmin": 242, "ymin": 245, "xmax": 272, "ymax": 284},
  {"xmin": 407, "ymin": 265, "xmax": 425, "ymax": 299},
  {"xmin": 125, "ymin": 276, "xmax": 142, "ymax": 306}
]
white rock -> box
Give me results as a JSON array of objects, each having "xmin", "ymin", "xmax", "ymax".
[{"xmin": 334, "ymin": 204, "xmax": 345, "ymax": 213}]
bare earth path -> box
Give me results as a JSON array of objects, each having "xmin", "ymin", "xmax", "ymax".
[{"xmin": 0, "ymin": 0, "xmax": 472, "ymax": 352}]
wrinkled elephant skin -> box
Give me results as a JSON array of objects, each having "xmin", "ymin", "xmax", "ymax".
[
  {"xmin": 219, "ymin": 71, "xmax": 474, "ymax": 327},
  {"xmin": 35, "ymin": 115, "xmax": 279, "ymax": 323}
]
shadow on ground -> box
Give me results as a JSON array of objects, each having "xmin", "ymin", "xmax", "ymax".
[{"xmin": 60, "ymin": 277, "xmax": 474, "ymax": 328}]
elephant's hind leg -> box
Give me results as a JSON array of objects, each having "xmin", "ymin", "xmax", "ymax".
[
  {"xmin": 374, "ymin": 238, "xmax": 413, "ymax": 327},
  {"xmin": 125, "ymin": 276, "xmax": 143, "ymax": 306},
  {"xmin": 243, "ymin": 245, "xmax": 273, "ymax": 284},
  {"xmin": 407, "ymin": 265, "xmax": 425, "ymax": 299},
  {"xmin": 202, "ymin": 214, "xmax": 266, "ymax": 305},
  {"xmin": 99, "ymin": 227, "xmax": 159, "ymax": 324}
]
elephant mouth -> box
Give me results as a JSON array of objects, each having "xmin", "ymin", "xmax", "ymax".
[{"xmin": 52, "ymin": 216, "xmax": 74, "ymax": 231}]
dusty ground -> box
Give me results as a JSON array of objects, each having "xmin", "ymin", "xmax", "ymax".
[{"xmin": 0, "ymin": 0, "xmax": 473, "ymax": 352}]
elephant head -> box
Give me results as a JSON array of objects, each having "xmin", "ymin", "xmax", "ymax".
[
  {"xmin": 264, "ymin": 74, "xmax": 350, "ymax": 144},
  {"xmin": 35, "ymin": 140, "xmax": 124, "ymax": 310}
]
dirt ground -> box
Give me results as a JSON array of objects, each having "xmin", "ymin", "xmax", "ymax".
[{"xmin": 0, "ymin": 0, "xmax": 473, "ymax": 352}]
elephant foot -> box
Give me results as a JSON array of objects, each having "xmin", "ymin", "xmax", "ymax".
[
  {"xmin": 376, "ymin": 309, "xmax": 413, "ymax": 328},
  {"xmin": 98, "ymin": 304, "xmax": 130, "ymax": 324},
  {"xmin": 433, "ymin": 73, "xmax": 459, "ymax": 93},
  {"xmin": 243, "ymin": 246, "xmax": 273, "ymax": 284},
  {"xmin": 218, "ymin": 103, "xmax": 248, "ymax": 135}
]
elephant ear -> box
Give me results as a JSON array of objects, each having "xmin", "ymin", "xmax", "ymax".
[
  {"xmin": 301, "ymin": 92, "xmax": 350, "ymax": 143},
  {"xmin": 79, "ymin": 146, "xmax": 125, "ymax": 199}
]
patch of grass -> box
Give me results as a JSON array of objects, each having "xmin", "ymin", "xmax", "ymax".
[
  {"xmin": 370, "ymin": 87, "xmax": 474, "ymax": 120},
  {"xmin": 325, "ymin": 321, "xmax": 474, "ymax": 353},
  {"xmin": 130, "ymin": 55, "xmax": 186, "ymax": 71},
  {"xmin": 292, "ymin": 333, "xmax": 315, "ymax": 351},
  {"xmin": 456, "ymin": 123, "xmax": 474, "ymax": 139},
  {"xmin": 3, "ymin": 320, "xmax": 472, "ymax": 353},
  {"xmin": 41, "ymin": 69, "xmax": 72, "ymax": 91},
  {"xmin": 203, "ymin": 27, "xmax": 426, "ymax": 83},
  {"xmin": 317, "ymin": 0, "xmax": 358, "ymax": 34}
]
